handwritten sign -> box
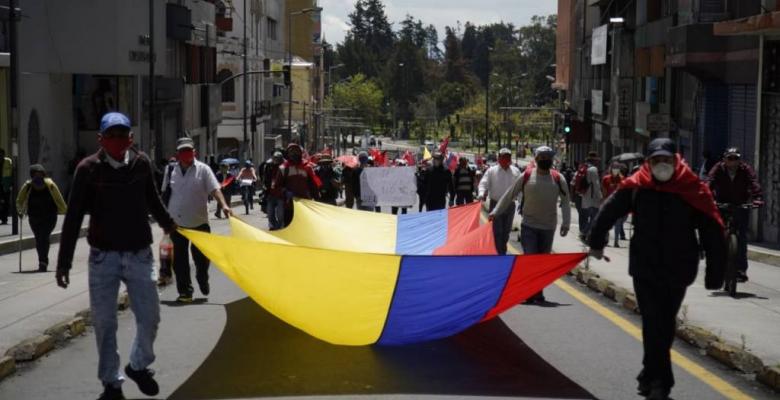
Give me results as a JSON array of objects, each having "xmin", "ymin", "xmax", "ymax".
[{"xmin": 359, "ymin": 167, "xmax": 417, "ymax": 207}]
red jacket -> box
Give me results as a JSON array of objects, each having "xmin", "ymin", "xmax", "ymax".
[{"xmin": 601, "ymin": 174, "xmax": 623, "ymax": 199}]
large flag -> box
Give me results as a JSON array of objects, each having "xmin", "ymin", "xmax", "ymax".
[
  {"xmin": 180, "ymin": 200, "xmax": 586, "ymax": 346},
  {"xmin": 439, "ymin": 136, "xmax": 450, "ymax": 154}
]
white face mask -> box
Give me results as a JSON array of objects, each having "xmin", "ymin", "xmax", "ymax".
[
  {"xmin": 611, "ymin": 169, "xmax": 620, "ymax": 176},
  {"xmin": 651, "ymin": 163, "xmax": 675, "ymax": 182}
]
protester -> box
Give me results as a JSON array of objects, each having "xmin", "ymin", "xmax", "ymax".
[
  {"xmin": 273, "ymin": 143, "xmax": 321, "ymax": 225},
  {"xmin": 353, "ymin": 151, "xmax": 372, "ymax": 211},
  {"xmin": 708, "ymin": 147, "xmax": 762, "ymax": 282},
  {"xmin": 56, "ymin": 112, "xmax": 176, "ymax": 400},
  {"xmin": 574, "ymin": 151, "xmax": 602, "ymax": 239},
  {"xmin": 391, "ymin": 159, "xmax": 411, "ymax": 215},
  {"xmin": 478, "ymin": 148, "xmax": 522, "ymax": 255},
  {"xmin": 490, "ymin": 146, "xmax": 570, "ymax": 302},
  {"xmin": 342, "ymin": 164, "xmax": 356, "ymax": 209},
  {"xmin": 214, "ymin": 162, "xmax": 234, "ymax": 219},
  {"xmin": 602, "ymin": 162, "xmax": 627, "ymax": 247},
  {"xmin": 416, "ymin": 161, "xmax": 428, "ymax": 212},
  {"xmin": 16, "ymin": 164, "xmax": 67, "ymax": 272},
  {"xmin": 423, "ymin": 152, "xmax": 455, "ymax": 211},
  {"xmin": 698, "ymin": 150, "xmax": 717, "ymax": 181},
  {"xmin": 588, "ymin": 138, "xmax": 725, "ymax": 400},
  {"xmin": 163, "ymin": 137, "xmax": 232, "ymax": 303},
  {"xmin": 0, "ymin": 148, "xmax": 12, "ymax": 224},
  {"xmin": 315, "ymin": 154, "xmax": 341, "ymax": 206},
  {"xmin": 237, "ymin": 160, "xmax": 258, "ymax": 215},
  {"xmin": 263, "ymin": 152, "xmax": 285, "ymax": 230},
  {"xmin": 453, "ymin": 156, "xmax": 476, "ymax": 205}
]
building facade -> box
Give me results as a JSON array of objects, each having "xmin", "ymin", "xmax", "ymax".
[{"xmin": 557, "ymin": 0, "xmax": 780, "ymax": 243}]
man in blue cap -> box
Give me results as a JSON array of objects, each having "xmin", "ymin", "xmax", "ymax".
[{"xmin": 56, "ymin": 112, "xmax": 176, "ymax": 400}]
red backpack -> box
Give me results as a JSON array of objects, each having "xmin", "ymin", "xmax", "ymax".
[{"xmin": 572, "ymin": 163, "xmax": 590, "ymax": 195}]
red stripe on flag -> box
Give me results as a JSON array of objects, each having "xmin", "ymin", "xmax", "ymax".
[{"xmin": 480, "ymin": 253, "xmax": 587, "ymax": 321}]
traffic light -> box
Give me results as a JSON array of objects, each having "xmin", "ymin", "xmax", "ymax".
[
  {"xmin": 563, "ymin": 112, "xmax": 572, "ymax": 134},
  {"xmin": 283, "ymin": 65, "xmax": 291, "ymax": 86}
]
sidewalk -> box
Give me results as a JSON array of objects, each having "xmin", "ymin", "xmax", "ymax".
[
  {"xmin": 552, "ymin": 218, "xmax": 780, "ymax": 368},
  {"xmin": 0, "ymin": 216, "xmax": 88, "ymax": 258}
]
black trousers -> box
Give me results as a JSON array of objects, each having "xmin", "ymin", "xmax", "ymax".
[
  {"xmin": 455, "ymin": 191, "xmax": 473, "ymax": 205},
  {"xmin": 171, "ymin": 224, "xmax": 211, "ymax": 296},
  {"xmin": 29, "ymin": 213, "xmax": 57, "ymax": 268},
  {"xmin": 633, "ymin": 278, "xmax": 687, "ymax": 390},
  {"xmin": 0, "ymin": 187, "xmax": 9, "ymax": 223}
]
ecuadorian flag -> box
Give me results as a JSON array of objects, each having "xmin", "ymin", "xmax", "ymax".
[{"xmin": 181, "ymin": 200, "xmax": 585, "ymax": 346}]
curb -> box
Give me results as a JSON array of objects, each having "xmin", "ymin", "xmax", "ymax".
[
  {"xmin": 747, "ymin": 247, "xmax": 780, "ymax": 268},
  {"xmin": 0, "ymin": 290, "xmax": 130, "ymax": 383},
  {"xmin": 567, "ymin": 266, "xmax": 780, "ymax": 392},
  {"xmin": 0, "ymin": 227, "xmax": 88, "ymax": 257}
]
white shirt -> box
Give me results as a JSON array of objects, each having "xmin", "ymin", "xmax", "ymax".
[
  {"xmin": 162, "ymin": 159, "xmax": 220, "ymax": 228},
  {"xmin": 478, "ymin": 165, "xmax": 521, "ymax": 202}
]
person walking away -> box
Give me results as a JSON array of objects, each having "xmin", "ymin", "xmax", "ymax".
[
  {"xmin": 237, "ymin": 160, "xmax": 258, "ymax": 215},
  {"xmin": 489, "ymin": 146, "xmax": 570, "ymax": 302},
  {"xmin": 214, "ymin": 162, "xmax": 235, "ymax": 219},
  {"xmin": 708, "ymin": 147, "xmax": 762, "ymax": 282},
  {"xmin": 263, "ymin": 152, "xmax": 285, "ymax": 230},
  {"xmin": 273, "ymin": 143, "xmax": 321, "ymax": 225},
  {"xmin": 602, "ymin": 162, "xmax": 627, "ymax": 247},
  {"xmin": 423, "ymin": 152, "xmax": 455, "ymax": 211},
  {"xmin": 315, "ymin": 154, "xmax": 341, "ymax": 206},
  {"xmin": 16, "ymin": 164, "xmax": 67, "ymax": 271},
  {"xmin": 453, "ymin": 156, "xmax": 476, "ymax": 205},
  {"xmin": 56, "ymin": 112, "xmax": 177, "ymax": 400},
  {"xmin": 588, "ymin": 138, "xmax": 725, "ymax": 400},
  {"xmin": 342, "ymin": 164, "xmax": 356, "ymax": 209},
  {"xmin": 574, "ymin": 151, "xmax": 602, "ymax": 239},
  {"xmin": 0, "ymin": 148, "xmax": 12, "ymax": 224},
  {"xmin": 163, "ymin": 137, "xmax": 232, "ymax": 303},
  {"xmin": 478, "ymin": 148, "xmax": 522, "ymax": 255}
]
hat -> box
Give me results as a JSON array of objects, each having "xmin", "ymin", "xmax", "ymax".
[
  {"xmin": 29, "ymin": 164, "xmax": 46, "ymax": 175},
  {"xmin": 176, "ymin": 137, "xmax": 195, "ymax": 151},
  {"xmin": 498, "ymin": 148, "xmax": 512, "ymax": 156},
  {"xmin": 647, "ymin": 138, "xmax": 677, "ymax": 158},
  {"xmin": 534, "ymin": 146, "xmax": 555, "ymax": 157},
  {"xmin": 318, "ymin": 154, "xmax": 333, "ymax": 163},
  {"xmin": 99, "ymin": 112, "xmax": 131, "ymax": 133},
  {"xmin": 587, "ymin": 150, "xmax": 600, "ymax": 160},
  {"xmin": 273, "ymin": 151, "xmax": 283, "ymax": 158},
  {"xmin": 724, "ymin": 147, "xmax": 741, "ymax": 158},
  {"xmin": 244, "ymin": 160, "xmax": 253, "ymax": 166}
]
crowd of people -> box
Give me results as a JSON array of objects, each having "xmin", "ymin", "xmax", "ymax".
[{"xmin": 32, "ymin": 109, "xmax": 765, "ymax": 400}]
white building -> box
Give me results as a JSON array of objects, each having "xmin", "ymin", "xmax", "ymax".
[{"xmin": 215, "ymin": 0, "xmax": 285, "ymax": 163}]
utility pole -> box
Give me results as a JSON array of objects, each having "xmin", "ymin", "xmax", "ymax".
[
  {"xmin": 242, "ymin": 0, "xmax": 249, "ymax": 159},
  {"xmin": 484, "ymin": 66, "xmax": 490, "ymax": 155},
  {"xmin": 149, "ymin": 0, "xmax": 158, "ymax": 161}
]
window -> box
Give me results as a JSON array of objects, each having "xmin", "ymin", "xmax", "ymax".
[
  {"xmin": 217, "ymin": 69, "xmax": 235, "ymax": 102},
  {"xmin": 74, "ymin": 75, "xmax": 136, "ymax": 130},
  {"xmin": 267, "ymin": 18, "xmax": 278, "ymax": 40}
]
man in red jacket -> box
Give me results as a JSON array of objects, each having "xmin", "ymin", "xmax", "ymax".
[
  {"xmin": 708, "ymin": 147, "xmax": 762, "ymax": 282},
  {"xmin": 272, "ymin": 143, "xmax": 321, "ymax": 226}
]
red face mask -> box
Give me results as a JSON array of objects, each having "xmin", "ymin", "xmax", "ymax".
[
  {"xmin": 178, "ymin": 149, "xmax": 195, "ymax": 164},
  {"xmin": 499, "ymin": 158, "xmax": 511, "ymax": 168},
  {"xmin": 101, "ymin": 137, "xmax": 132, "ymax": 160}
]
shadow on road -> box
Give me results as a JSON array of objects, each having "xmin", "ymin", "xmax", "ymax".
[
  {"xmin": 160, "ymin": 298, "xmax": 209, "ymax": 307},
  {"xmin": 709, "ymin": 291, "xmax": 768, "ymax": 300},
  {"xmin": 169, "ymin": 297, "xmax": 595, "ymax": 399}
]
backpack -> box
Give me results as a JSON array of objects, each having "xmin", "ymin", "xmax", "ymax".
[
  {"xmin": 518, "ymin": 168, "xmax": 566, "ymax": 215},
  {"xmin": 572, "ymin": 163, "xmax": 590, "ymax": 195}
]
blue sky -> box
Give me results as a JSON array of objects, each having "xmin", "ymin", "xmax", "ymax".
[{"xmin": 321, "ymin": 0, "xmax": 558, "ymax": 45}]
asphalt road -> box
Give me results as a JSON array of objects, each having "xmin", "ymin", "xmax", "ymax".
[{"xmin": 0, "ymin": 206, "xmax": 775, "ymax": 400}]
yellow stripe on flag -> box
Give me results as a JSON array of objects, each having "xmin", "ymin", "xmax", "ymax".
[
  {"xmin": 423, "ymin": 147, "xmax": 432, "ymax": 160},
  {"xmin": 180, "ymin": 229, "xmax": 401, "ymax": 345}
]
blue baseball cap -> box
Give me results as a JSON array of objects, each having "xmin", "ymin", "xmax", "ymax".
[{"xmin": 100, "ymin": 112, "xmax": 131, "ymax": 133}]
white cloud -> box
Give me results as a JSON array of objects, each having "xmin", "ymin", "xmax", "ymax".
[{"xmin": 322, "ymin": 0, "xmax": 557, "ymax": 44}]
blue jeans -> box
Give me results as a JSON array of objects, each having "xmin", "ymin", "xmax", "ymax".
[
  {"xmin": 614, "ymin": 216, "xmax": 628, "ymax": 241},
  {"xmin": 520, "ymin": 224, "xmax": 555, "ymax": 255},
  {"xmin": 267, "ymin": 196, "xmax": 285, "ymax": 230},
  {"xmin": 89, "ymin": 247, "xmax": 159, "ymax": 387}
]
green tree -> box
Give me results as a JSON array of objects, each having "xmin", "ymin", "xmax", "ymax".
[
  {"xmin": 328, "ymin": 74, "xmax": 385, "ymax": 127},
  {"xmin": 339, "ymin": 0, "xmax": 396, "ymax": 79},
  {"xmin": 516, "ymin": 15, "xmax": 558, "ymax": 106}
]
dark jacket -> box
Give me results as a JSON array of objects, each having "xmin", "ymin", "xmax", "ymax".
[
  {"xmin": 57, "ymin": 148, "xmax": 175, "ymax": 271},
  {"xmin": 588, "ymin": 188, "xmax": 725, "ymax": 287},
  {"xmin": 452, "ymin": 167, "xmax": 476, "ymax": 193},
  {"xmin": 708, "ymin": 161, "xmax": 762, "ymax": 205},
  {"xmin": 424, "ymin": 165, "xmax": 455, "ymax": 208}
]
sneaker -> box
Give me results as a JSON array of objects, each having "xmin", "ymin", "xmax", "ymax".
[
  {"xmin": 157, "ymin": 276, "xmax": 173, "ymax": 287},
  {"xmin": 613, "ymin": 241, "xmax": 620, "ymax": 248},
  {"xmin": 124, "ymin": 364, "xmax": 160, "ymax": 396},
  {"xmin": 97, "ymin": 384, "xmax": 125, "ymax": 400},
  {"xmin": 736, "ymin": 271, "xmax": 748, "ymax": 283},
  {"xmin": 176, "ymin": 294, "xmax": 193, "ymax": 303}
]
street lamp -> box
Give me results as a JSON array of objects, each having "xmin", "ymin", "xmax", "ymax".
[{"xmin": 287, "ymin": 6, "xmax": 323, "ymax": 147}]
